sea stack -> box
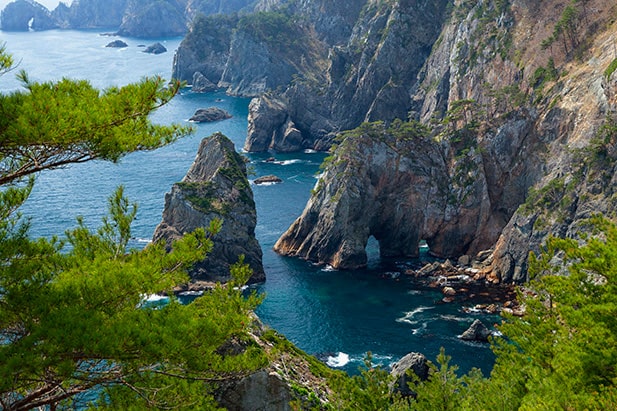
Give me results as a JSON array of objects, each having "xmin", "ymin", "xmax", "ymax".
[{"xmin": 153, "ymin": 132, "xmax": 265, "ymax": 285}]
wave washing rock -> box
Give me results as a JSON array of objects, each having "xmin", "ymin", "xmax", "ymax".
[
  {"xmin": 189, "ymin": 107, "xmax": 232, "ymax": 123},
  {"xmin": 153, "ymin": 132, "xmax": 264, "ymax": 285}
]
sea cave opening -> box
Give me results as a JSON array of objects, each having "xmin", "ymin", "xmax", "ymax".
[{"xmin": 366, "ymin": 235, "xmax": 381, "ymax": 268}]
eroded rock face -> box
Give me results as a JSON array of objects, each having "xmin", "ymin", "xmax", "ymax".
[
  {"xmin": 390, "ymin": 352, "xmax": 429, "ymax": 397},
  {"xmin": 117, "ymin": 1, "xmax": 187, "ymax": 38},
  {"xmin": 153, "ymin": 132, "xmax": 264, "ymax": 284},
  {"xmin": 1, "ymin": 0, "xmax": 57, "ymax": 31}
]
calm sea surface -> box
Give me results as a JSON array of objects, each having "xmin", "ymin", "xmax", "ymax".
[{"xmin": 1, "ymin": 29, "xmax": 498, "ymax": 375}]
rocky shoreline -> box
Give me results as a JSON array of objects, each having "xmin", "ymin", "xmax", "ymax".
[{"xmin": 406, "ymin": 251, "xmax": 525, "ymax": 317}]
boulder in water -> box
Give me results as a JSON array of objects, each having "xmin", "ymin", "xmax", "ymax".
[
  {"xmin": 192, "ymin": 72, "xmax": 218, "ymax": 93},
  {"xmin": 189, "ymin": 107, "xmax": 232, "ymax": 123},
  {"xmin": 106, "ymin": 40, "xmax": 128, "ymax": 48},
  {"xmin": 460, "ymin": 319, "xmax": 492, "ymax": 342},
  {"xmin": 143, "ymin": 42, "xmax": 167, "ymax": 54},
  {"xmin": 254, "ymin": 175, "xmax": 282, "ymax": 185}
]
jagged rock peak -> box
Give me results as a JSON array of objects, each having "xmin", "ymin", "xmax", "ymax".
[{"xmin": 153, "ymin": 132, "xmax": 264, "ymax": 285}]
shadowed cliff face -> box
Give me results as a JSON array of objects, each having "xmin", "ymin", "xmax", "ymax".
[{"xmin": 153, "ymin": 133, "xmax": 265, "ymax": 284}]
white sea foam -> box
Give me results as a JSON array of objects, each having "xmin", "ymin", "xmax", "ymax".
[
  {"xmin": 412, "ymin": 322, "xmax": 428, "ymax": 335},
  {"xmin": 396, "ymin": 306, "xmax": 434, "ymax": 325},
  {"xmin": 178, "ymin": 290, "xmax": 204, "ymax": 297},
  {"xmin": 279, "ymin": 159, "xmax": 302, "ymax": 165},
  {"xmin": 321, "ymin": 265, "xmax": 337, "ymax": 272},
  {"xmin": 251, "ymin": 180, "xmax": 278, "ymax": 186},
  {"xmin": 304, "ymin": 149, "xmax": 318, "ymax": 154},
  {"xmin": 135, "ymin": 238, "xmax": 152, "ymax": 244},
  {"xmin": 326, "ymin": 352, "xmax": 350, "ymax": 368},
  {"xmin": 439, "ymin": 314, "xmax": 468, "ymax": 322},
  {"xmin": 144, "ymin": 294, "xmax": 169, "ymax": 302}
]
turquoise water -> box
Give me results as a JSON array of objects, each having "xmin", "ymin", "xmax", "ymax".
[{"xmin": 1, "ymin": 29, "xmax": 498, "ymax": 375}]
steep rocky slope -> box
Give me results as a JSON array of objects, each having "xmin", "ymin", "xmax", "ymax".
[
  {"xmin": 271, "ymin": 0, "xmax": 617, "ymax": 281},
  {"xmin": 153, "ymin": 133, "xmax": 265, "ymax": 285}
]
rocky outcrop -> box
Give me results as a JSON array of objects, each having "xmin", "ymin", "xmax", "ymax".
[
  {"xmin": 189, "ymin": 107, "xmax": 232, "ymax": 122},
  {"xmin": 460, "ymin": 320, "xmax": 492, "ymax": 342},
  {"xmin": 274, "ymin": 114, "xmax": 534, "ymax": 269},
  {"xmin": 143, "ymin": 42, "xmax": 167, "ymax": 54},
  {"xmin": 1, "ymin": 0, "xmax": 57, "ymax": 31},
  {"xmin": 105, "ymin": 40, "xmax": 128, "ymax": 48},
  {"xmin": 390, "ymin": 352, "xmax": 429, "ymax": 397},
  {"xmin": 53, "ymin": 0, "xmax": 128, "ymax": 29},
  {"xmin": 244, "ymin": 96, "xmax": 305, "ymax": 152},
  {"xmin": 217, "ymin": 369, "xmax": 292, "ymax": 411},
  {"xmin": 192, "ymin": 72, "xmax": 218, "ymax": 92},
  {"xmin": 153, "ymin": 132, "xmax": 264, "ymax": 284},
  {"xmin": 253, "ymin": 175, "xmax": 282, "ymax": 185}
]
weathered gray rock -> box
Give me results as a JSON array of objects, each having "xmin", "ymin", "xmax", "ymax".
[
  {"xmin": 105, "ymin": 40, "xmax": 128, "ymax": 48},
  {"xmin": 460, "ymin": 319, "xmax": 492, "ymax": 342},
  {"xmin": 192, "ymin": 71, "xmax": 218, "ymax": 92},
  {"xmin": 245, "ymin": 96, "xmax": 307, "ymax": 152},
  {"xmin": 189, "ymin": 107, "xmax": 232, "ymax": 123},
  {"xmin": 274, "ymin": 122, "xmax": 502, "ymax": 269},
  {"xmin": 172, "ymin": 13, "xmax": 239, "ymax": 82},
  {"xmin": 117, "ymin": 1, "xmax": 187, "ymax": 38},
  {"xmin": 390, "ymin": 352, "xmax": 429, "ymax": 397},
  {"xmin": 1, "ymin": 0, "xmax": 57, "ymax": 31},
  {"xmin": 254, "ymin": 175, "xmax": 282, "ymax": 185},
  {"xmin": 153, "ymin": 132, "xmax": 264, "ymax": 284},
  {"xmin": 143, "ymin": 42, "xmax": 167, "ymax": 54},
  {"xmin": 217, "ymin": 370, "xmax": 292, "ymax": 411}
]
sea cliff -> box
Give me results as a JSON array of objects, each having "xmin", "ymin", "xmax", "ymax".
[{"xmin": 175, "ymin": 0, "xmax": 617, "ymax": 283}]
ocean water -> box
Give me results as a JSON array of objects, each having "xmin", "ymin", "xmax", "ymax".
[{"xmin": 1, "ymin": 29, "xmax": 499, "ymax": 375}]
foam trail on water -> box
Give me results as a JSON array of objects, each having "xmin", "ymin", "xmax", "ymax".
[{"xmin": 396, "ymin": 306, "xmax": 434, "ymax": 325}]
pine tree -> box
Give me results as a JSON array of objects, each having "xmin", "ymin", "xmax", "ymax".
[{"xmin": 0, "ymin": 47, "xmax": 267, "ymax": 410}]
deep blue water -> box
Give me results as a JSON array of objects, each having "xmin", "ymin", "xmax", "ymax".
[{"xmin": 1, "ymin": 29, "xmax": 498, "ymax": 375}]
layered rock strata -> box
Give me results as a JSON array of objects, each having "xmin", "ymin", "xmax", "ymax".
[{"xmin": 153, "ymin": 132, "xmax": 264, "ymax": 284}]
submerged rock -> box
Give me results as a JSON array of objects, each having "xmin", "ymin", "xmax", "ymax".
[
  {"xmin": 153, "ymin": 132, "xmax": 264, "ymax": 284},
  {"xmin": 189, "ymin": 107, "xmax": 232, "ymax": 123}
]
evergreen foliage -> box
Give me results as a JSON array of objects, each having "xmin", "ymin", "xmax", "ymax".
[
  {"xmin": 0, "ymin": 48, "xmax": 266, "ymax": 410},
  {"xmin": 328, "ymin": 216, "xmax": 617, "ymax": 410}
]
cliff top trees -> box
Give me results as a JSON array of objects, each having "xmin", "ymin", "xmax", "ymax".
[{"xmin": 0, "ymin": 47, "xmax": 266, "ymax": 410}]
